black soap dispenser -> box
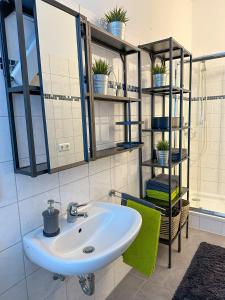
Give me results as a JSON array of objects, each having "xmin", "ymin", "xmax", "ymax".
[{"xmin": 42, "ymin": 200, "xmax": 60, "ymax": 237}]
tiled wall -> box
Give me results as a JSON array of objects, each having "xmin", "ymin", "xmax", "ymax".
[{"xmin": 0, "ymin": 6, "xmax": 143, "ymax": 300}]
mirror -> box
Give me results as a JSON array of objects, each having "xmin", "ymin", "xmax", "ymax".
[{"xmin": 35, "ymin": 0, "xmax": 87, "ymax": 172}]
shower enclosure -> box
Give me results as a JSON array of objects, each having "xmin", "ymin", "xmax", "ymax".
[{"xmin": 189, "ymin": 53, "xmax": 225, "ymax": 216}]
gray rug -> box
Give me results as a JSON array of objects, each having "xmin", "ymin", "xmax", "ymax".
[{"xmin": 173, "ymin": 242, "xmax": 225, "ymax": 300}]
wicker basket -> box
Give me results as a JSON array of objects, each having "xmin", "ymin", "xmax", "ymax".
[
  {"xmin": 180, "ymin": 200, "xmax": 190, "ymax": 226},
  {"xmin": 160, "ymin": 211, "xmax": 181, "ymax": 240}
]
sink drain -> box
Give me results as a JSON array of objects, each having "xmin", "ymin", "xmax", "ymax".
[{"xmin": 83, "ymin": 246, "xmax": 95, "ymax": 254}]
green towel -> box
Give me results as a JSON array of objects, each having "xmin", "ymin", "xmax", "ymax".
[
  {"xmin": 146, "ymin": 187, "xmax": 179, "ymax": 201},
  {"xmin": 123, "ymin": 200, "xmax": 161, "ymax": 277}
]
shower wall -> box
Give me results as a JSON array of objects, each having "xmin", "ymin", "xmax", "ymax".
[{"xmin": 190, "ymin": 59, "xmax": 225, "ymax": 213}]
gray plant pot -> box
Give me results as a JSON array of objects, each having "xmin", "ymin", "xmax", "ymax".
[
  {"xmin": 93, "ymin": 74, "xmax": 109, "ymax": 95},
  {"xmin": 158, "ymin": 150, "xmax": 169, "ymax": 165},
  {"xmin": 153, "ymin": 73, "xmax": 166, "ymax": 87},
  {"xmin": 107, "ymin": 21, "xmax": 125, "ymax": 39}
]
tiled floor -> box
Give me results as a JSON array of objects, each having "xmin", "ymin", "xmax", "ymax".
[{"xmin": 107, "ymin": 228, "xmax": 225, "ymax": 300}]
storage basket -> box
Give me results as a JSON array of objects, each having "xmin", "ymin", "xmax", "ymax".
[
  {"xmin": 160, "ymin": 210, "xmax": 181, "ymax": 240},
  {"xmin": 180, "ymin": 200, "xmax": 190, "ymax": 226}
]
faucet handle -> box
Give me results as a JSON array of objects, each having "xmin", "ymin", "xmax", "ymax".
[
  {"xmin": 67, "ymin": 202, "xmax": 88, "ymax": 208},
  {"xmin": 76, "ymin": 203, "xmax": 88, "ymax": 208}
]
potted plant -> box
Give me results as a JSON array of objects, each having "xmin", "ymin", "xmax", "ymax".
[
  {"xmin": 92, "ymin": 59, "xmax": 111, "ymax": 95},
  {"xmin": 157, "ymin": 140, "xmax": 169, "ymax": 165},
  {"xmin": 152, "ymin": 63, "xmax": 167, "ymax": 87},
  {"xmin": 104, "ymin": 7, "xmax": 129, "ymax": 40}
]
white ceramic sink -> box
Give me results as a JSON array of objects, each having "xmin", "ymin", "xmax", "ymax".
[{"xmin": 23, "ymin": 201, "xmax": 142, "ymax": 275}]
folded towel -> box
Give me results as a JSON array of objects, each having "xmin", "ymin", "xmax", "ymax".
[
  {"xmin": 147, "ymin": 174, "xmax": 179, "ymax": 193},
  {"xmin": 146, "ymin": 187, "xmax": 179, "ymax": 201},
  {"xmin": 123, "ymin": 200, "xmax": 161, "ymax": 277}
]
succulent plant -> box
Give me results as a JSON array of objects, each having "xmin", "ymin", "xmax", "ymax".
[
  {"xmin": 157, "ymin": 140, "xmax": 169, "ymax": 151},
  {"xmin": 104, "ymin": 7, "xmax": 129, "ymax": 24},
  {"xmin": 92, "ymin": 59, "xmax": 111, "ymax": 75}
]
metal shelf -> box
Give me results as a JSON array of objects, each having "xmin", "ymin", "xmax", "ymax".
[
  {"xmin": 139, "ymin": 37, "xmax": 191, "ymax": 60},
  {"xmin": 117, "ymin": 142, "xmax": 144, "ymax": 149},
  {"xmin": 142, "ymin": 126, "xmax": 189, "ymax": 132},
  {"xmin": 8, "ymin": 85, "xmax": 41, "ymax": 95},
  {"xmin": 15, "ymin": 162, "xmax": 48, "ymax": 176},
  {"xmin": 141, "ymin": 156, "xmax": 188, "ymax": 168},
  {"xmin": 142, "ymin": 85, "xmax": 190, "ymax": 95},
  {"xmin": 87, "ymin": 93, "xmax": 141, "ymax": 103},
  {"xmin": 96, "ymin": 144, "xmax": 142, "ymax": 159},
  {"xmin": 116, "ymin": 121, "xmax": 144, "ymax": 125},
  {"xmin": 90, "ymin": 23, "xmax": 140, "ymax": 55}
]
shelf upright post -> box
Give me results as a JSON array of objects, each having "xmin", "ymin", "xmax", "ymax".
[
  {"xmin": 138, "ymin": 50, "xmax": 143, "ymax": 198},
  {"xmin": 15, "ymin": 0, "xmax": 37, "ymax": 177},
  {"xmin": 162, "ymin": 78, "xmax": 166, "ymax": 175},
  {"xmin": 178, "ymin": 47, "xmax": 184, "ymax": 253},
  {"xmin": 83, "ymin": 20, "xmax": 96, "ymax": 159},
  {"xmin": 168, "ymin": 38, "xmax": 173, "ymax": 268},
  {"xmin": 186, "ymin": 54, "xmax": 192, "ymax": 238},
  {"xmin": 122, "ymin": 54, "xmax": 129, "ymax": 144},
  {"xmin": 150, "ymin": 54, "xmax": 156, "ymax": 179},
  {"xmin": 0, "ymin": 7, "xmax": 19, "ymax": 171}
]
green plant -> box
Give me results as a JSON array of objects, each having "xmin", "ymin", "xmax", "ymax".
[
  {"xmin": 92, "ymin": 59, "xmax": 111, "ymax": 75},
  {"xmin": 157, "ymin": 140, "xmax": 169, "ymax": 151},
  {"xmin": 104, "ymin": 7, "xmax": 129, "ymax": 24},
  {"xmin": 152, "ymin": 63, "xmax": 166, "ymax": 75}
]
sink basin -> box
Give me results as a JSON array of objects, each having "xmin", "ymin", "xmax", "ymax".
[{"xmin": 23, "ymin": 201, "xmax": 142, "ymax": 275}]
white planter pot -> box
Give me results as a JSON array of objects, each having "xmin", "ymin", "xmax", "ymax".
[
  {"xmin": 107, "ymin": 21, "xmax": 125, "ymax": 39},
  {"xmin": 93, "ymin": 74, "xmax": 109, "ymax": 95},
  {"xmin": 153, "ymin": 73, "xmax": 166, "ymax": 87},
  {"xmin": 158, "ymin": 150, "xmax": 169, "ymax": 165}
]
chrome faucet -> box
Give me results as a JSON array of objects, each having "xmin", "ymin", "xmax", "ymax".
[{"xmin": 67, "ymin": 202, "xmax": 88, "ymax": 223}]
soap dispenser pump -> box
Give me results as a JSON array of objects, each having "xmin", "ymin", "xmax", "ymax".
[{"xmin": 42, "ymin": 200, "xmax": 60, "ymax": 237}]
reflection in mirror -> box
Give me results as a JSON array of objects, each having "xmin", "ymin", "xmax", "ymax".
[{"xmin": 36, "ymin": 0, "xmax": 87, "ymax": 172}]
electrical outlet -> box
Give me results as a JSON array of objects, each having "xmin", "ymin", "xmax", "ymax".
[{"xmin": 58, "ymin": 143, "xmax": 70, "ymax": 152}]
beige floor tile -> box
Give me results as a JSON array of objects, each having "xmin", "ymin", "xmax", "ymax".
[{"xmin": 107, "ymin": 228, "xmax": 225, "ymax": 300}]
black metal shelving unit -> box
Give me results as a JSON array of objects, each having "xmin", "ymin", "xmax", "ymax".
[
  {"xmin": 0, "ymin": 0, "xmax": 49, "ymax": 177},
  {"xmin": 139, "ymin": 37, "xmax": 192, "ymax": 268},
  {"xmin": 0, "ymin": 0, "xmax": 89, "ymax": 176},
  {"xmin": 81, "ymin": 20, "xmax": 143, "ymax": 160}
]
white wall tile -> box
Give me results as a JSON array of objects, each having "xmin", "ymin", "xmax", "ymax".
[
  {"xmin": 60, "ymin": 177, "xmax": 90, "ymax": 211},
  {"xmin": 0, "ymin": 117, "xmax": 12, "ymax": 163},
  {"xmin": 111, "ymin": 164, "xmax": 128, "ymax": 190},
  {"xmin": 199, "ymin": 214, "xmax": 223, "ymax": 235},
  {"xmin": 189, "ymin": 212, "xmax": 200, "ymax": 229},
  {"xmin": 59, "ymin": 164, "xmax": 88, "ymax": 186},
  {"xmin": 19, "ymin": 188, "xmax": 60, "ymax": 235},
  {"xmin": 46, "ymin": 285, "xmax": 67, "ymax": 300},
  {"xmin": 16, "ymin": 173, "xmax": 59, "ymax": 201},
  {"xmin": 88, "ymin": 157, "xmax": 110, "ymax": 175},
  {"xmin": 0, "ymin": 280, "xmax": 28, "ymax": 300},
  {"xmin": 26, "ymin": 268, "xmax": 64, "ymax": 300},
  {"xmin": 0, "ymin": 162, "xmax": 17, "ymax": 208},
  {"xmin": 66, "ymin": 277, "xmax": 94, "ymax": 300},
  {"xmin": 89, "ymin": 169, "xmax": 111, "ymax": 201},
  {"xmin": 0, "ymin": 203, "xmax": 21, "ymax": 251},
  {"xmin": 0, "ymin": 243, "xmax": 25, "ymax": 295}
]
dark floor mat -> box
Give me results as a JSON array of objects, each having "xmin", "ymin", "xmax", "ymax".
[{"xmin": 173, "ymin": 242, "xmax": 225, "ymax": 300}]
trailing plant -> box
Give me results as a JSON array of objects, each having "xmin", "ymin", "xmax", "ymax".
[
  {"xmin": 92, "ymin": 59, "xmax": 111, "ymax": 75},
  {"xmin": 157, "ymin": 140, "xmax": 169, "ymax": 151},
  {"xmin": 104, "ymin": 7, "xmax": 129, "ymax": 24},
  {"xmin": 152, "ymin": 63, "xmax": 166, "ymax": 75}
]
